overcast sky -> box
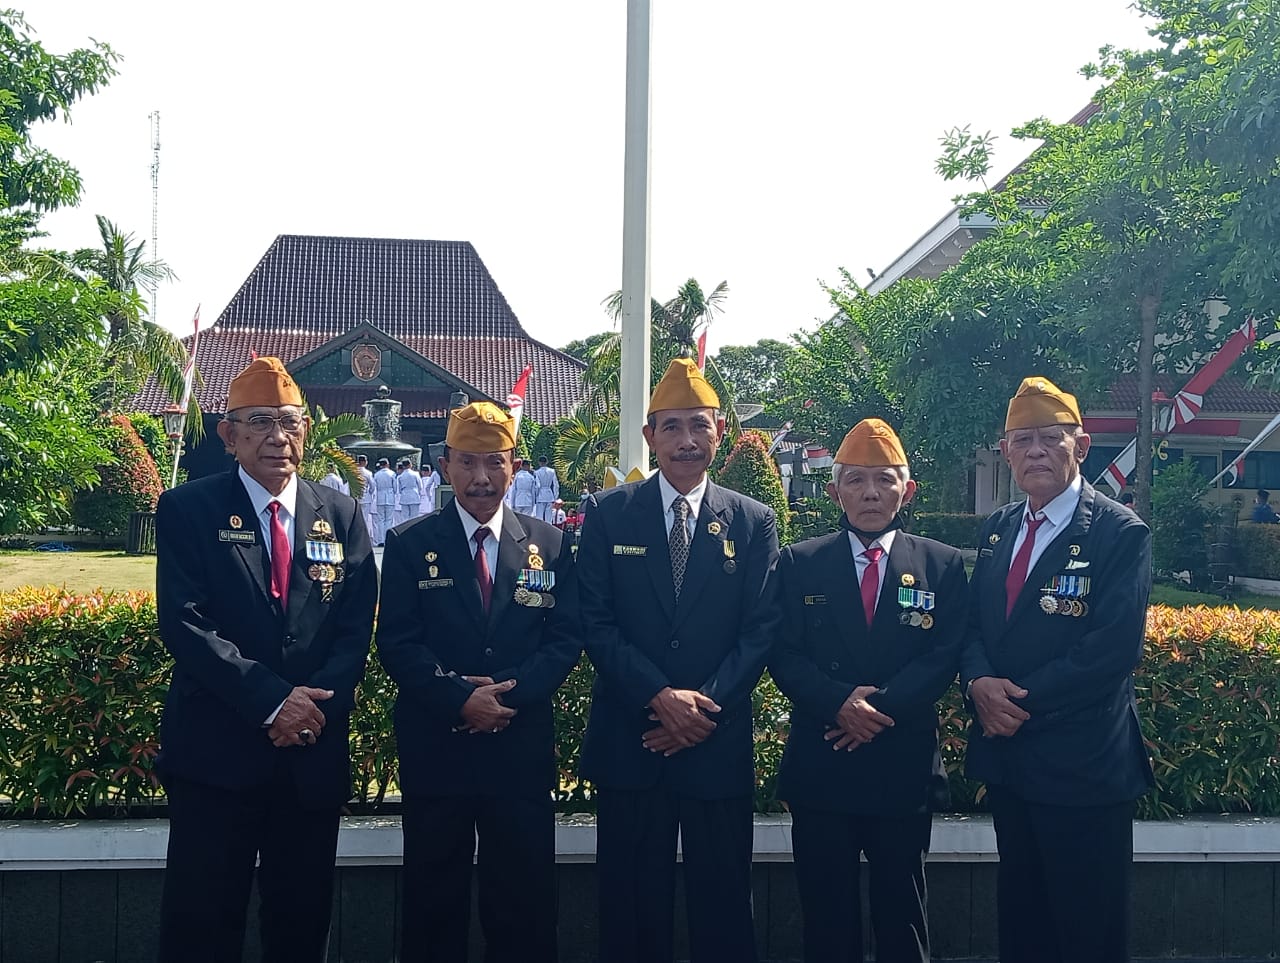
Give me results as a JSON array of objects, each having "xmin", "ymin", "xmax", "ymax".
[{"xmin": 26, "ymin": 1, "xmax": 1155, "ymax": 355}]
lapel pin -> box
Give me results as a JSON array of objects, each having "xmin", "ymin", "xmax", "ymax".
[
  {"xmin": 230, "ymin": 515, "xmax": 243, "ymax": 530},
  {"xmin": 723, "ymin": 540, "xmax": 735, "ymax": 558},
  {"xmin": 1069, "ymin": 544, "xmax": 1081, "ymax": 556},
  {"xmin": 989, "ymin": 533, "xmax": 1000, "ymax": 545},
  {"xmin": 528, "ymin": 544, "xmax": 540, "ymax": 555},
  {"xmin": 901, "ymin": 573, "xmax": 915, "ymax": 587},
  {"xmin": 428, "ymin": 565, "xmax": 439, "ymax": 578},
  {"xmin": 708, "ymin": 521, "xmax": 722, "ymax": 536},
  {"xmin": 425, "ymin": 551, "xmax": 438, "ymax": 562}
]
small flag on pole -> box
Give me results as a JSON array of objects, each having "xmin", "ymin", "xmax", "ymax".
[
  {"xmin": 178, "ymin": 305, "xmax": 201, "ymax": 410},
  {"xmin": 696, "ymin": 328, "xmax": 708, "ymax": 370},
  {"xmin": 507, "ymin": 365, "xmax": 533, "ymax": 440}
]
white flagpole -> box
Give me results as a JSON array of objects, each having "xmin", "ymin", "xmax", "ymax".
[{"xmin": 1206, "ymin": 412, "xmax": 1280, "ymax": 488}]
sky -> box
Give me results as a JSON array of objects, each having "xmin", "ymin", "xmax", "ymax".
[{"xmin": 25, "ymin": 1, "xmax": 1158, "ymax": 356}]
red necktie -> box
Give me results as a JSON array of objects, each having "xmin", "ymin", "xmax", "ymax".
[
  {"xmin": 474, "ymin": 528, "xmax": 493, "ymax": 613},
  {"xmin": 1005, "ymin": 515, "xmax": 1047, "ymax": 618},
  {"xmin": 267, "ymin": 501, "xmax": 291, "ymax": 607},
  {"xmin": 860, "ymin": 546, "xmax": 884, "ymax": 628}
]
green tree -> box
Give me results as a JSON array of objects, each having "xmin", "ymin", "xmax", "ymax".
[
  {"xmin": 554, "ymin": 404, "xmax": 619, "ymax": 492},
  {"xmin": 298, "ymin": 405, "xmax": 370, "ymax": 494},
  {"xmin": 712, "ymin": 339, "xmax": 798, "ymax": 414},
  {"xmin": 715, "ymin": 430, "xmax": 792, "ymax": 546},
  {"xmin": 72, "ymin": 414, "xmax": 163, "ymax": 538},
  {"xmin": 560, "ymin": 331, "xmax": 613, "ymax": 364}
]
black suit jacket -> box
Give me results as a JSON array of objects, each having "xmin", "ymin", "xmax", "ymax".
[
  {"xmin": 577, "ymin": 475, "xmax": 781, "ymax": 800},
  {"xmin": 961, "ymin": 480, "xmax": 1155, "ymax": 805},
  {"xmin": 771, "ymin": 530, "xmax": 968, "ymax": 815},
  {"xmin": 155, "ymin": 468, "xmax": 378, "ymax": 807},
  {"xmin": 376, "ymin": 505, "xmax": 581, "ymax": 797}
]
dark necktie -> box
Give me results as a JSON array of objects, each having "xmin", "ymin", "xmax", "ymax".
[
  {"xmin": 1005, "ymin": 515, "xmax": 1047, "ymax": 618},
  {"xmin": 669, "ymin": 496, "xmax": 690, "ymax": 600},
  {"xmin": 474, "ymin": 528, "xmax": 493, "ymax": 613},
  {"xmin": 267, "ymin": 501, "xmax": 290, "ymax": 607},
  {"xmin": 860, "ymin": 545, "xmax": 884, "ymax": 628}
]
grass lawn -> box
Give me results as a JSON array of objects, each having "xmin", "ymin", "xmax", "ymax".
[{"xmin": 0, "ymin": 550, "xmax": 156, "ymax": 594}]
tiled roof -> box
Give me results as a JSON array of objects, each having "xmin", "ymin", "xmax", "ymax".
[
  {"xmin": 134, "ymin": 235, "xmax": 586, "ymax": 424},
  {"xmin": 1102, "ymin": 375, "xmax": 1280, "ymax": 415}
]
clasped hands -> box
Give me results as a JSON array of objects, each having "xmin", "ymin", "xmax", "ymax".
[
  {"xmin": 968, "ymin": 676, "xmax": 1030, "ymax": 737},
  {"xmin": 642, "ymin": 686, "xmax": 721, "ymax": 756},
  {"xmin": 824, "ymin": 685, "xmax": 895, "ymax": 751},
  {"xmin": 456, "ymin": 676, "xmax": 518, "ymax": 734},
  {"xmin": 268, "ymin": 686, "xmax": 333, "ymax": 748}
]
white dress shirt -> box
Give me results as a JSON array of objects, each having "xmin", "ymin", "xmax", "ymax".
[
  {"xmin": 456, "ymin": 500, "xmax": 504, "ymax": 571},
  {"xmin": 238, "ymin": 467, "xmax": 298, "ymax": 562},
  {"xmin": 657, "ymin": 472, "xmax": 707, "ymax": 539},
  {"xmin": 848, "ymin": 528, "xmax": 899, "ymax": 600},
  {"xmin": 1007, "ymin": 473, "xmax": 1084, "ymax": 574}
]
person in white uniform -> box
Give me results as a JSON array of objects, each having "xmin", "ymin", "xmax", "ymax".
[
  {"xmin": 510, "ymin": 461, "xmax": 538, "ymax": 516},
  {"xmin": 355, "ymin": 454, "xmax": 377, "ymax": 537},
  {"xmin": 320, "ymin": 469, "xmax": 349, "ymax": 495},
  {"xmin": 373, "ymin": 458, "xmax": 398, "ymax": 546},
  {"xmin": 419, "ymin": 463, "xmax": 440, "ymax": 515},
  {"xmin": 395, "ymin": 459, "xmax": 421, "ymax": 526},
  {"xmin": 533, "ymin": 456, "xmax": 560, "ymax": 523}
]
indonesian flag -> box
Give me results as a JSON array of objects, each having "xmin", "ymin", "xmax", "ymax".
[
  {"xmin": 506, "ymin": 365, "xmax": 533, "ymax": 439},
  {"xmin": 696, "ymin": 327, "xmax": 708, "ymax": 371},
  {"xmin": 1158, "ymin": 317, "xmax": 1257, "ymax": 432},
  {"xmin": 1207, "ymin": 411, "xmax": 1280, "ymax": 488},
  {"xmin": 1223, "ymin": 455, "xmax": 1246, "ymax": 487},
  {"xmin": 766, "ymin": 421, "xmax": 794, "ymax": 457},
  {"xmin": 178, "ymin": 305, "xmax": 201, "ymax": 409}
]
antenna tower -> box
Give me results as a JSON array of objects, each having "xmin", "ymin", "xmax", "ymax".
[{"xmin": 148, "ymin": 110, "xmax": 161, "ymax": 321}]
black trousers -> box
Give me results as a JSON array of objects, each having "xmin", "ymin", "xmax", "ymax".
[
  {"xmin": 158, "ymin": 769, "xmax": 340, "ymax": 963},
  {"xmin": 988, "ymin": 786, "xmax": 1135, "ymax": 963},
  {"xmin": 790, "ymin": 806, "xmax": 931, "ymax": 963},
  {"xmin": 596, "ymin": 786, "xmax": 757, "ymax": 963},
  {"xmin": 400, "ymin": 792, "xmax": 557, "ymax": 963}
]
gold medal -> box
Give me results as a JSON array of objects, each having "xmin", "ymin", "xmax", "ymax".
[
  {"xmin": 1070, "ymin": 599, "xmax": 1084, "ymax": 617},
  {"xmin": 723, "ymin": 540, "xmax": 735, "ymax": 558},
  {"xmin": 308, "ymin": 563, "xmax": 324, "ymax": 580},
  {"xmin": 230, "ymin": 515, "xmax": 243, "ymax": 530},
  {"xmin": 901, "ymin": 573, "xmax": 915, "ymax": 587},
  {"xmin": 310, "ymin": 519, "xmax": 333, "ymax": 537},
  {"xmin": 529, "ymin": 554, "xmax": 544, "ymax": 571},
  {"xmin": 920, "ymin": 613, "xmax": 934, "ymax": 630}
]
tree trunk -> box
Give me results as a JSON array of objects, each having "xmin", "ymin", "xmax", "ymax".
[{"xmin": 1134, "ymin": 285, "xmax": 1162, "ymax": 521}]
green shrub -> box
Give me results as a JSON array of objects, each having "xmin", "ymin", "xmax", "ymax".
[
  {"xmin": 1234, "ymin": 522, "xmax": 1280, "ymax": 580},
  {"xmin": 127, "ymin": 411, "xmax": 175, "ymax": 488},
  {"xmin": 1151, "ymin": 459, "xmax": 1223, "ymax": 584},
  {"xmin": 716, "ymin": 430, "xmax": 792, "ymax": 545},
  {"xmin": 0, "ymin": 588, "xmax": 167, "ymax": 815},
  {"xmin": 8, "ymin": 589, "xmax": 1280, "ymax": 821},
  {"xmin": 908, "ymin": 512, "xmax": 987, "ymax": 549},
  {"xmin": 72, "ymin": 415, "xmax": 163, "ymax": 538}
]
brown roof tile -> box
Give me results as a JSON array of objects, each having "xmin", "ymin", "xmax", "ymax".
[{"xmin": 1102, "ymin": 375, "xmax": 1280, "ymax": 415}]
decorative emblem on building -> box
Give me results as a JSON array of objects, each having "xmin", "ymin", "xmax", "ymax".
[{"xmin": 351, "ymin": 343, "xmax": 382, "ymax": 381}]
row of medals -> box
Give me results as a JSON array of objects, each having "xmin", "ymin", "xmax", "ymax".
[
  {"xmin": 305, "ymin": 519, "xmax": 344, "ymax": 602},
  {"xmin": 896, "ymin": 572, "xmax": 935, "ymax": 630},
  {"xmin": 1039, "ymin": 575, "xmax": 1091, "ymax": 617}
]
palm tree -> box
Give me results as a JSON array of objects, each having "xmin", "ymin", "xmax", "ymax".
[
  {"xmin": 555, "ymin": 403, "xmax": 620, "ymax": 492},
  {"xmin": 69, "ymin": 215, "xmax": 186, "ymax": 414},
  {"xmin": 298, "ymin": 404, "xmax": 371, "ymax": 494}
]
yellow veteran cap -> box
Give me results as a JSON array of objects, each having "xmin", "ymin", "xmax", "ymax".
[
  {"xmin": 445, "ymin": 401, "xmax": 518, "ymax": 452},
  {"xmin": 1005, "ymin": 376, "xmax": 1082, "ymax": 431},
  {"xmin": 226, "ymin": 357, "xmax": 304, "ymax": 411},
  {"xmin": 647, "ymin": 358, "xmax": 721, "ymax": 417},
  {"xmin": 834, "ymin": 418, "xmax": 908, "ymax": 467}
]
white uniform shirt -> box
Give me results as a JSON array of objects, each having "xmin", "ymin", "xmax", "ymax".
[
  {"xmin": 374, "ymin": 467, "xmax": 397, "ymax": 506},
  {"xmin": 848, "ymin": 528, "xmax": 899, "ymax": 601},
  {"xmin": 511, "ymin": 469, "xmax": 537, "ymax": 509},
  {"xmin": 1008, "ymin": 474, "xmax": 1084, "ymax": 574},
  {"xmin": 397, "ymin": 468, "xmax": 421, "ymax": 505},
  {"xmin": 534, "ymin": 465, "xmax": 559, "ymax": 503},
  {"xmin": 357, "ymin": 467, "xmax": 375, "ymax": 505},
  {"xmin": 657, "ymin": 472, "xmax": 707, "ymax": 539},
  {"xmin": 456, "ymin": 500, "xmax": 503, "ymax": 571}
]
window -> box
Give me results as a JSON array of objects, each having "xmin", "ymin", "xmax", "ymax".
[{"xmin": 1222, "ymin": 450, "xmax": 1280, "ymax": 489}]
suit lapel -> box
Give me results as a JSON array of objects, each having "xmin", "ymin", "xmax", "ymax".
[
  {"xmin": 873, "ymin": 533, "xmax": 915, "ymax": 632},
  {"xmin": 486, "ymin": 509, "xmax": 529, "ymax": 633},
  {"xmin": 225, "ymin": 470, "xmax": 274, "ymax": 610},
  {"xmin": 438, "ymin": 503, "xmax": 487, "ymax": 628},
  {"xmin": 820, "ymin": 532, "xmax": 865, "ymax": 652},
  {"xmin": 638, "ymin": 476, "xmax": 677, "ymax": 621},
  {"xmin": 285, "ymin": 481, "xmax": 322, "ymax": 629},
  {"xmin": 1010, "ymin": 484, "xmax": 1096, "ymax": 623},
  {"xmin": 674, "ymin": 481, "xmax": 731, "ymax": 624}
]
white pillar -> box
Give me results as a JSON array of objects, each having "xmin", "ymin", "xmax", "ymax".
[{"xmin": 618, "ymin": 0, "xmax": 652, "ymax": 476}]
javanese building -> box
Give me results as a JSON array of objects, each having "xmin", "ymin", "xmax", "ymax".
[{"xmin": 136, "ymin": 234, "xmax": 586, "ymax": 478}]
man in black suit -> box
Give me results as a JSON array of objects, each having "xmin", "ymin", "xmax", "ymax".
[
  {"xmin": 377, "ymin": 401, "xmax": 581, "ymax": 963},
  {"xmin": 771, "ymin": 418, "xmax": 967, "ymax": 963},
  {"xmin": 578, "ymin": 358, "xmax": 781, "ymax": 963},
  {"xmin": 962, "ymin": 376, "xmax": 1154, "ymax": 963},
  {"xmin": 154, "ymin": 357, "xmax": 378, "ymax": 962}
]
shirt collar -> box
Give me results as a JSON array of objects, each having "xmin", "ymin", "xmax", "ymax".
[
  {"xmin": 658, "ymin": 472, "xmax": 708, "ymax": 520},
  {"xmin": 848, "ymin": 528, "xmax": 898, "ymax": 558},
  {"xmin": 238, "ymin": 466, "xmax": 298, "ymax": 521},
  {"xmin": 1024, "ymin": 473, "xmax": 1083, "ymax": 528},
  {"xmin": 455, "ymin": 499, "xmax": 504, "ymax": 545}
]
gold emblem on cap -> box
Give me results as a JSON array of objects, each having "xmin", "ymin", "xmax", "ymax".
[
  {"xmin": 901, "ymin": 573, "xmax": 915, "ymax": 587},
  {"xmin": 707, "ymin": 521, "xmax": 722, "ymax": 536},
  {"xmin": 230, "ymin": 515, "xmax": 243, "ymax": 530},
  {"xmin": 425, "ymin": 552, "xmax": 438, "ymax": 562},
  {"xmin": 1069, "ymin": 544, "xmax": 1081, "ymax": 556},
  {"xmin": 989, "ymin": 533, "xmax": 1000, "ymax": 545}
]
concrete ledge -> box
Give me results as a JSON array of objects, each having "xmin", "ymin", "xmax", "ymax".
[
  {"xmin": 1233, "ymin": 575, "xmax": 1280, "ymax": 597},
  {"xmin": 3, "ymin": 813, "xmax": 1280, "ymax": 871}
]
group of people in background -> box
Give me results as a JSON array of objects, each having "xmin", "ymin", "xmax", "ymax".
[
  {"xmin": 504, "ymin": 453, "xmax": 564, "ymax": 523},
  {"xmin": 153, "ymin": 355, "xmax": 1152, "ymax": 963},
  {"xmin": 351, "ymin": 452, "xmax": 441, "ymax": 545}
]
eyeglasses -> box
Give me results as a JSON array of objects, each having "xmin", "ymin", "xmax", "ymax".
[
  {"xmin": 226, "ymin": 413, "xmax": 307, "ymax": 436},
  {"xmin": 1007, "ymin": 427, "xmax": 1072, "ymax": 450}
]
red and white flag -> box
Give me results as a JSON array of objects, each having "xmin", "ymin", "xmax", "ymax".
[
  {"xmin": 178, "ymin": 305, "xmax": 201, "ymax": 409},
  {"xmin": 1223, "ymin": 455, "xmax": 1246, "ymax": 487},
  {"xmin": 507, "ymin": 365, "xmax": 533, "ymax": 439},
  {"xmin": 1207, "ymin": 411, "xmax": 1280, "ymax": 488},
  {"xmin": 696, "ymin": 327, "xmax": 708, "ymax": 370}
]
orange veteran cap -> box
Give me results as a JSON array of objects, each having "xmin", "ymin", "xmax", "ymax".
[
  {"xmin": 225, "ymin": 357, "xmax": 303, "ymax": 411},
  {"xmin": 445, "ymin": 401, "xmax": 518, "ymax": 452},
  {"xmin": 835, "ymin": 418, "xmax": 908, "ymax": 467},
  {"xmin": 647, "ymin": 358, "xmax": 720, "ymax": 417},
  {"xmin": 1005, "ymin": 376, "xmax": 1082, "ymax": 431}
]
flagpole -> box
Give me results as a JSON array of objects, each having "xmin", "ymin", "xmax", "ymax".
[
  {"xmin": 618, "ymin": 0, "xmax": 652, "ymax": 477},
  {"xmin": 1206, "ymin": 412, "xmax": 1280, "ymax": 488},
  {"xmin": 171, "ymin": 306, "xmax": 201, "ymax": 489}
]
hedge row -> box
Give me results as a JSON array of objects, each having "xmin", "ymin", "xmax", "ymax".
[
  {"xmin": 1234, "ymin": 521, "xmax": 1280, "ymax": 581},
  {"xmin": 2, "ymin": 588, "xmax": 1278, "ymax": 819}
]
